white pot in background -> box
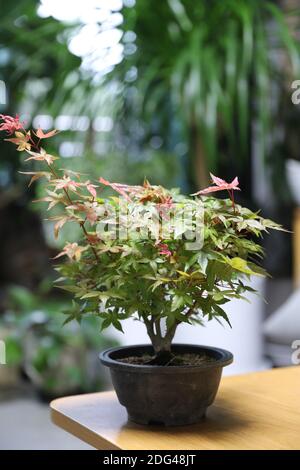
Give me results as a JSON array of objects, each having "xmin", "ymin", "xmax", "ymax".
[
  {"xmin": 175, "ymin": 276, "xmax": 267, "ymax": 375},
  {"xmin": 286, "ymin": 159, "xmax": 300, "ymax": 205},
  {"xmin": 109, "ymin": 318, "xmax": 151, "ymax": 347},
  {"xmin": 110, "ymin": 277, "xmax": 268, "ymax": 376},
  {"xmin": 263, "ymin": 287, "xmax": 300, "ymax": 366}
]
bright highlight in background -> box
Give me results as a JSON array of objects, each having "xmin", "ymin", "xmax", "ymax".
[{"xmin": 38, "ymin": 0, "xmax": 136, "ymax": 75}]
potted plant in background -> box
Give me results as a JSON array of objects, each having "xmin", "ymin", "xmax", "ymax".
[
  {"xmin": 108, "ymin": 0, "xmax": 300, "ymax": 193},
  {"xmin": 0, "ymin": 114, "xmax": 284, "ymax": 425}
]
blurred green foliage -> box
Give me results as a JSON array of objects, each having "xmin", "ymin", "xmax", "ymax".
[
  {"xmin": 2, "ymin": 284, "xmax": 117, "ymax": 397},
  {"xmin": 0, "ymin": 0, "xmax": 180, "ymax": 187},
  {"xmin": 108, "ymin": 0, "xmax": 300, "ymax": 197}
]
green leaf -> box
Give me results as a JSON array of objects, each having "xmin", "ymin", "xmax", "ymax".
[
  {"xmin": 62, "ymin": 315, "xmax": 75, "ymax": 326},
  {"xmin": 100, "ymin": 317, "xmax": 112, "ymax": 332},
  {"xmin": 213, "ymin": 305, "xmax": 232, "ymax": 328},
  {"xmin": 212, "ymin": 292, "xmax": 224, "ymax": 302},
  {"xmin": 80, "ymin": 292, "xmax": 101, "ymax": 299},
  {"xmin": 112, "ymin": 319, "xmax": 124, "ymax": 333},
  {"xmin": 62, "ymin": 300, "xmax": 82, "ymax": 324},
  {"xmin": 171, "ymin": 294, "xmax": 184, "ymax": 312},
  {"xmin": 224, "ymin": 257, "xmax": 265, "ymax": 277},
  {"xmin": 197, "ymin": 252, "xmax": 209, "ymax": 274}
]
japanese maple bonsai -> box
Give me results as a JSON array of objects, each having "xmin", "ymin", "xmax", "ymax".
[{"xmin": 0, "ymin": 114, "xmax": 283, "ymax": 425}]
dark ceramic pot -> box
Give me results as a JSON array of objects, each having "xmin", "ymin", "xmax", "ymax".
[{"xmin": 100, "ymin": 343, "xmax": 233, "ymax": 426}]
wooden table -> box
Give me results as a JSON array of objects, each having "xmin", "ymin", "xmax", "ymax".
[{"xmin": 50, "ymin": 366, "xmax": 300, "ymax": 450}]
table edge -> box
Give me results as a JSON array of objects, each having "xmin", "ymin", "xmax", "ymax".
[{"xmin": 50, "ymin": 406, "xmax": 121, "ymax": 450}]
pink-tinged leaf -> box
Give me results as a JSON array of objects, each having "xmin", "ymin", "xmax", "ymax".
[
  {"xmin": 53, "ymin": 242, "xmax": 86, "ymax": 261},
  {"xmin": 156, "ymin": 242, "xmax": 172, "ymax": 257},
  {"xmin": 32, "ymin": 196, "xmax": 55, "ymax": 209},
  {"xmin": 0, "ymin": 114, "xmax": 23, "ymax": 135},
  {"xmin": 83, "ymin": 203, "xmax": 99, "ymax": 225},
  {"xmin": 99, "ymin": 177, "xmax": 111, "ymax": 187},
  {"xmin": 86, "ymin": 183, "xmax": 97, "ymax": 198},
  {"xmin": 99, "ymin": 177, "xmax": 143, "ymax": 200},
  {"xmin": 33, "ymin": 189, "xmax": 64, "ymax": 210},
  {"xmin": 25, "ymin": 148, "xmax": 59, "ymax": 165},
  {"xmin": 192, "ymin": 186, "xmax": 226, "ymax": 196},
  {"xmin": 5, "ymin": 131, "xmax": 31, "ymax": 151},
  {"xmin": 99, "ymin": 177, "xmax": 132, "ymax": 201},
  {"xmin": 66, "ymin": 202, "xmax": 98, "ymax": 226},
  {"xmin": 19, "ymin": 171, "xmax": 51, "ymax": 187},
  {"xmin": 210, "ymin": 173, "xmax": 226, "ymax": 186},
  {"xmin": 35, "ymin": 127, "xmax": 59, "ymax": 139},
  {"xmin": 192, "ymin": 174, "xmax": 241, "ymax": 196},
  {"xmin": 52, "ymin": 175, "xmax": 81, "ymax": 193},
  {"xmin": 86, "ymin": 210, "xmax": 98, "ymax": 225},
  {"xmin": 59, "ymin": 168, "xmax": 84, "ymax": 179},
  {"xmin": 230, "ymin": 176, "xmax": 239, "ymax": 187},
  {"xmin": 52, "ymin": 217, "xmax": 69, "ymax": 239}
]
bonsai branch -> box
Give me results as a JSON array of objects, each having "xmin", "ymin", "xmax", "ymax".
[{"xmin": 144, "ymin": 312, "xmax": 190, "ymax": 365}]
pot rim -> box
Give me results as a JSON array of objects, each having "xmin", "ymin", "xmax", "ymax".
[{"xmin": 99, "ymin": 343, "xmax": 233, "ymax": 373}]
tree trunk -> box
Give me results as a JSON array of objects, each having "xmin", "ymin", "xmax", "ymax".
[
  {"xmin": 144, "ymin": 303, "xmax": 196, "ymax": 365},
  {"xmin": 144, "ymin": 319, "xmax": 177, "ymax": 365}
]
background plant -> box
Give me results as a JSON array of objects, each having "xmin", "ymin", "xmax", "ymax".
[
  {"xmin": 2, "ymin": 284, "xmax": 117, "ymax": 397},
  {"xmin": 107, "ymin": 0, "xmax": 300, "ymax": 199}
]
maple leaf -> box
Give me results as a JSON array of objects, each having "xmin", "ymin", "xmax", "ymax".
[
  {"xmin": 35, "ymin": 127, "xmax": 59, "ymax": 139},
  {"xmin": 0, "ymin": 114, "xmax": 23, "ymax": 135},
  {"xmin": 65, "ymin": 202, "xmax": 98, "ymax": 225},
  {"xmin": 19, "ymin": 171, "xmax": 51, "ymax": 187},
  {"xmin": 50, "ymin": 216, "xmax": 72, "ymax": 239},
  {"xmin": 52, "ymin": 175, "xmax": 81, "ymax": 193},
  {"xmin": 84, "ymin": 180, "xmax": 98, "ymax": 198},
  {"xmin": 192, "ymin": 174, "xmax": 240, "ymax": 196},
  {"xmin": 53, "ymin": 242, "xmax": 86, "ymax": 261},
  {"xmin": 84, "ymin": 202, "xmax": 100, "ymax": 225},
  {"xmin": 34, "ymin": 189, "xmax": 64, "ymax": 210},
  {"xmin": 25, "ymin": 148, "xmax": 59, "ymax": 165},
  {"xmin": 5, "ymin": 131, "xmax": 31, "ymax": 151},
  {"xmin": 99, "ymin": 177, "xmax": 142, "ymax": 201}
]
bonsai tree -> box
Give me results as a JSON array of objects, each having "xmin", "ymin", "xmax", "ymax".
[{"xmin": 0, "ymin": 114, "xmax": 283, "ymax": 364}]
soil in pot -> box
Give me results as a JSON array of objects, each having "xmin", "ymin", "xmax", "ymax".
[{"xmin": 119, "ymin": 352, "xmax": 217, "ymax": 366}]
